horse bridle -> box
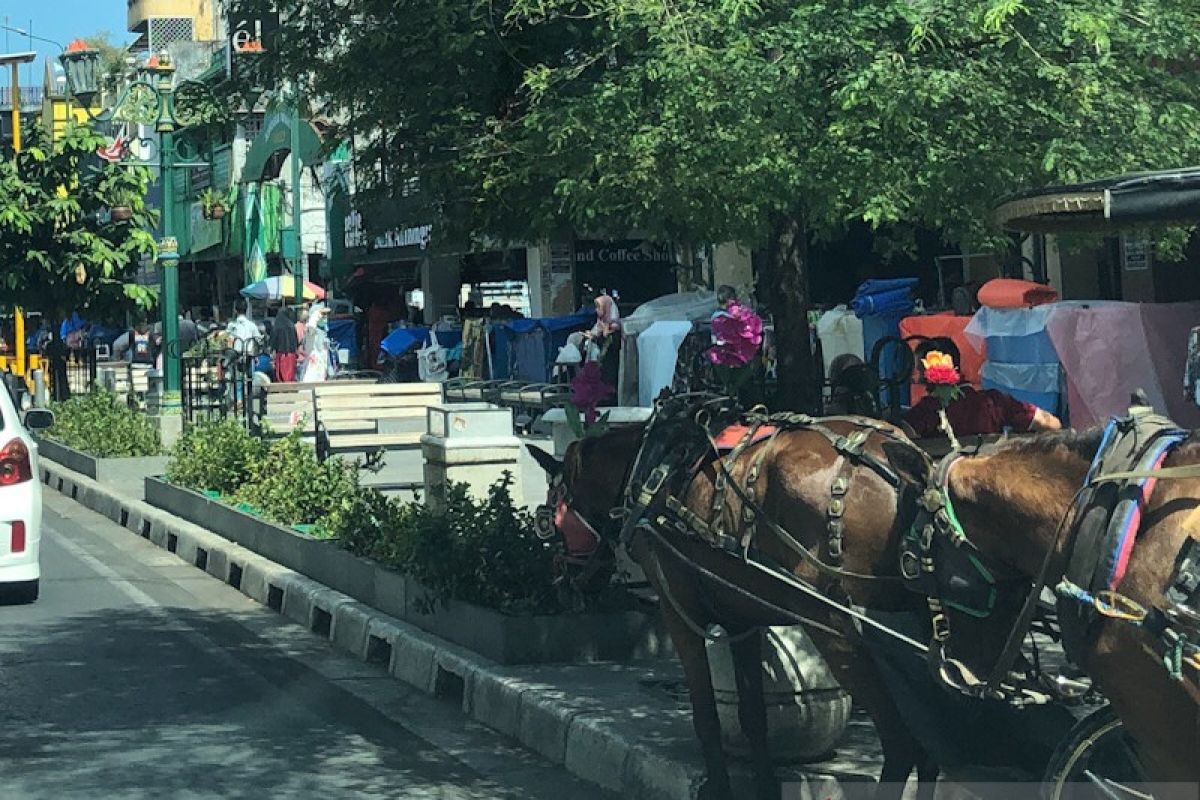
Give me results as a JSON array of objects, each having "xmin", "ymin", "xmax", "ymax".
[{"xmin": 906, "ymin": 449, "xmax": 1059, "ymax": 705}]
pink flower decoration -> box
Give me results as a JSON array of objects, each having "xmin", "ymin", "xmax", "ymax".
[
  {"xmin": 570, "ymin": 362, "xmax": 615, "ymax": 423},
  {"xmin": 707, "ymin": 303, "xmax": 764, "ymax": 367}
]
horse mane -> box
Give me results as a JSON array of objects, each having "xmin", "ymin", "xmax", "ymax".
[
  {"xmin": 951, "ymin": 426, "xmax": 1107, "ymax": 522},
  {"xmin": 982, "ymin": 425, "xmax": 1106, "ymax": 464}
]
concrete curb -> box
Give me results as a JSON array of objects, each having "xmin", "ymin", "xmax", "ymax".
[{"xmin": 38, "ymin": 458, "xmax": 865, "ymax": 800}]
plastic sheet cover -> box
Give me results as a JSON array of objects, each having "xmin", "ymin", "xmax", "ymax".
[
  {"xmin": 637, "ymin": 320, "xmax": 695, "ymax": 406},
  {"xmin": 1045, "ymin": 302, "xmax": 1200, "ymax": 429},
  {"xmin": 815, "ymin": 306, "xmax": 865, "ymax": 375}
]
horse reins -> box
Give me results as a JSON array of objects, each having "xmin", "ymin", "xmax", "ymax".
[{"xmin": 607, "ymin": 398, "xmax": 937, "ymax": 654}]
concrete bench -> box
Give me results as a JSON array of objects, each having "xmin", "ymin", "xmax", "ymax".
[{"xmin": 261, "ymin": 382, "xmax": 442, "ymax": 470}]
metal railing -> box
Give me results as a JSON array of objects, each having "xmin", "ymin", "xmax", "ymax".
[
  {"xmin": 181, "ymin": 339, "xmax": 259, "ymax": 429},
  {"xmin": 0, "ymin": 86, "xmax": 44, "ymax": 109}
]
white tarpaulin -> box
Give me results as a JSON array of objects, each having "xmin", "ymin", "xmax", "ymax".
[
  {"xmin": 815, "ymin": 306, "xmax": 865, "ymax": 374},
  {"xmin": 622, "ymin": 291, "xmax": 717, "ymax": 335},
  {"xmin": 638, "ymin": 321, "xmax": 696, "ymax": 406},
  {"xmin": 617, "ymin": 291, "xmax": 719, "ymax": 404}
]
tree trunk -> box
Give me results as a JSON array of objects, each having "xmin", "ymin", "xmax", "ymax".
[{"xmin": 763, "ymin": 210, "xmax": 820, "ymax": 413}]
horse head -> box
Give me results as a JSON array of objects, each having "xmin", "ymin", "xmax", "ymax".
[
  {"xmin": 924, "ymin": 428, "xmax": 1104, "ymax": 700},
  {"xmin": 527, "ymin": 425, "xmax": 646, "ymax": 596}
]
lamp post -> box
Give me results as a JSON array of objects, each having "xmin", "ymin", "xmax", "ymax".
[{"xmin": 58, "ymin": 42, "xmax": 216, "ymax": 426}]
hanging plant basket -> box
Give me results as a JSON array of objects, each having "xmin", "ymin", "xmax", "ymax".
[
  {"xmin": 206, "ymin": 205, "xmax": 226, "ymax": 220},
  {"xmin": 110, "ymin": 205, "xmax": 133, "ymax": 222}
]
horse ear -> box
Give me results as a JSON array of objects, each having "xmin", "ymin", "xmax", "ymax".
[
  {"xmin": 882, "ymin": 441, "xmax": 930, "ymax": 486},
  {"xmin": 526, "ymin": 444, "xmax": 563, "ymax": 479}
]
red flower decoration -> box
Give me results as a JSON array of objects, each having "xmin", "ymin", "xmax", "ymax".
[{"xmin": 569, "ymin": 362, "xmax": 614, "ymax": 423}]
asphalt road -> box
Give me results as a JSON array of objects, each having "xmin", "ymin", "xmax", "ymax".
[{"xmin": 0, "ymin": 491, "xmax": 611, "ymax": 800}]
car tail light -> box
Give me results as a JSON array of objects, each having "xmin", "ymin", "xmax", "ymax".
[
  {"xmin": 0, "ymin": 439, "xmax": 32, "ymax": 486},
  {"xmin": 10, "ymin": 521, "xmax": 24, "ymax": 553}
]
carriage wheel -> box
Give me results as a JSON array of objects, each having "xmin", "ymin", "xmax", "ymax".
[{"xmin": 1042, "ymin": 704, "xmax": 1149, "ymax": 800}]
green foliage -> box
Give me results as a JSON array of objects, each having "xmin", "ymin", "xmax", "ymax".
[
  {"xmin": 230, "ymin": 0, "xmax": 1200, "ymax": 404},
  {"xmin": 328, "ymin": 475, "xmax": 565, "ymax": 615},
  {"xmin": 232, "ymin": 428, "xmax": 360, "ymax": 533},
  {"xmin": 166, "ymin": 418, "xmax": 265, "ymax": 496},
  {"xmin": 0, "ymin": 123, "xmax": 159, "ymax": 322},
  {"xmin": 197, "ymin": 187, "xmax": 227, "ymax": 215},
  {"xmin": 44, "ymin": 389, "xmax": 160, "ymax": 458}
]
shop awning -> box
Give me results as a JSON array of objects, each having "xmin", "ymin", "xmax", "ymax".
[{"xmin": 994, "ymin": 167, "xmax": 1200, "ymax": 233}]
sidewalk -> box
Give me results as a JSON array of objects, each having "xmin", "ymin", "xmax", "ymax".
[{"xmin": 37, "ymin": 457, "xmax": 883, "ymax": 800}]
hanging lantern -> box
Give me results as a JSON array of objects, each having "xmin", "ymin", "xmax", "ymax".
[
  {"xmin": 58, "ymin": 43, "xmax": 101, "ymax": 108},
  {"xmin": 74, "ymin": 263, "xmax": 87, "ymax": 285}
]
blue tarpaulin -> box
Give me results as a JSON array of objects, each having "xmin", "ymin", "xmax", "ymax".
[
  {"xmin": 327, "ymin": 318, "xmax": 360, "ymax": 363},
  {"xmin": 498, "ymin": 311, "xmax": 593, "ymax": 382},
  {"xmin": 851, "ymin": 278, "xmax": 919, "ymax": 318},
  {"xmin": 380, "ymin": 326, "xmax": 463, "ymax": 358}
]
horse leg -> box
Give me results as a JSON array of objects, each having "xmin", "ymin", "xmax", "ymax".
[
  {"xmin": 659, "ymin": 594, "xmax": 732, "ymax": 799},
  {"xmin": 914, "ymin": 750, "xmax": 939, "ymax": 800},
  {"xmin": 806, "ymin": 628, "xmax": 931, "ymax": 800},
  {"xmin": 730, "ymin": 630, "xmax": 778, "ymax": 800}
]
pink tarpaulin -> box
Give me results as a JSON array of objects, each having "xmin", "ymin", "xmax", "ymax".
[{"xmin": 1045, "ymin": 302, "xmax": 1200, "ymax": 429}]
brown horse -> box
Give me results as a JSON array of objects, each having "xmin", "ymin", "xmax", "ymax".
[
  {"xmin": 530, "ymin": 414, "xmax": 963, "ymax": 800},
  {"xmin": 931, "ymin": 428, "xmax": 1200, "ymax": 784}
]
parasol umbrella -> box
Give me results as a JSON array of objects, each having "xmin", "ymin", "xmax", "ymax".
[{"xmin": 240, "ymin": 276, "xmax": 327, "ymax": 301}]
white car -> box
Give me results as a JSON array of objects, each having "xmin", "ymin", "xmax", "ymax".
[{"xmin": 0, "ymin": 382, "xmax": 52, "ymax": 604}]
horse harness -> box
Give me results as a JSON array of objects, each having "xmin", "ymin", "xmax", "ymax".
[
  {"xmin": 901, "ymin": 452, "xmax": 1044, "ymax": 703},
  {"xmin": 606, "ymin": 395, "xmax": 934, "ymax": 649},
  {"xmin": 911, "ymin": 406, "xmax": 1200, "ymax": 703},
  {"xmin": 1055, "ymin": 410, "xmax": 1200, "ymax": 693}
]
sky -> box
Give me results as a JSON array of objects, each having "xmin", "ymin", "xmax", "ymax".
[{"xmin": 0, "ymin": 0, "xmax": 132, "ymax": 88}]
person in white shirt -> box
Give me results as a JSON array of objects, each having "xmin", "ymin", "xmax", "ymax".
[{"xmin": 226, "ymin": 302, "xmax": 262, "ymax": 355}]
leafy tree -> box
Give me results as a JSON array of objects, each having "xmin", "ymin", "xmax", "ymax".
[
  {"xmin": 232, "ymin": 0, "xmax": 1200, "ymax": 408},
  {"xmin": 0, "ymin": 123, "xmax": 158, "ymax": 325}
]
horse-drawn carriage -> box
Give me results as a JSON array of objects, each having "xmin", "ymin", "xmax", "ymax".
[{"xmin": 529, "ymin": 392, "xmax": 1197, "ymax": 799}]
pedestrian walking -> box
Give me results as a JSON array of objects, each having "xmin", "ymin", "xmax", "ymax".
[
  {"xmin": 271, "ymin": 306, "xmax": 300, "ymax": 383},
  {"xmin": 302, "ymin": 303, "xmax": 332, "ymax": 383}
]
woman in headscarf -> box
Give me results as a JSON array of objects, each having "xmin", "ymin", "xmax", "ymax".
[
  {"xmin": 271, "ymin": 306, "xmax": 300, "ymax": 383},
  {"xmin": 583, "ymin": 293, "xmax": 620, "ymax": 361},
  {"xmin": 302, "ymin": 303, "xmax": 332, "ymax": 383}
]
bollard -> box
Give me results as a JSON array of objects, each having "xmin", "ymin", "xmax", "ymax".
[
  {"xmin": 31, "ymin": 369, "xmax": 46, "ymax": 408},
  {"xmin": 421, "ymin": 403, "xmax": 522, "ymax": 510},
  {"xmin": 145, "ymin": 369, "xmax": 163, "ymax": 414}
]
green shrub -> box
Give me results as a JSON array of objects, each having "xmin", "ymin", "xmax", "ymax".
[
  {"xmin": 233, "ymin": 427, "xmax": 359, "ymax": 533},
  {"xmin": 46, "ymin": 389, "xmax": 160, "ymax": 457},
  {"xmin": 167, "ymin": 418, "xmax": 265, "ymax": 496},
  {"xmin": 329, "ymin": 474, "xmax": 563, "ymax": 614}
]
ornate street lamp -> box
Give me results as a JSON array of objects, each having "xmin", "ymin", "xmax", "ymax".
[{"xmin": 59, "ymin": 40, "xmax": 222, "ymax": 431}]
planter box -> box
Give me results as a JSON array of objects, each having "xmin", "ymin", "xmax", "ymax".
[
  {"xmin": 141, "ymin": 476, "xmax": 404, "ymax": 614},
  {"xmin": 145, "ymin": 476, "xmax": 671, "ymax": 664},
  {"xmin": 404, "ymin": 580, "xmax": 670, "ymax": 665},
  {"xmin": 36, "ymin": 437, "xmax": 169, "ymax": 495}
]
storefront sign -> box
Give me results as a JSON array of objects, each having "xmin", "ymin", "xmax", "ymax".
[
  {"xmin": 1121, "ymin": 234, "xmax": 1151, "ymax": 272},
  {"xmin": 574, "ymin": 239, "xmax": 675, "ymax": 266},
  {"xmin": 229, "ymin": 12, "xmax": 280, "ymax": 53},
  {"xmin": 344, "ymin": 209, "xmax": 431, "ymax": 251}
]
